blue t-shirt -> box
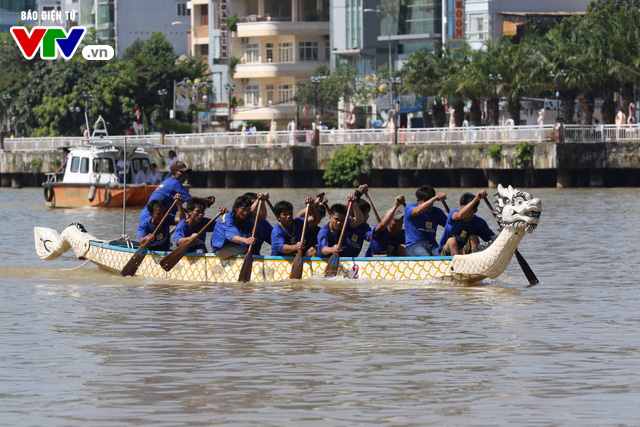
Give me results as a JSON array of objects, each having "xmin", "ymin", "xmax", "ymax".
[
  {"xmin": 210, "ymin": 211, "xmax": 255, "ymax": 253},
  {"xmin": 137, "ymin": 214, "xmax": 176, "ymax": 252},
  {"xmin": 404, "ymin": 203, "xmax": 447, "ymax": 249},
  {"xmin": 139, "ymin": 177, "xmax": 191, "ymax": 223},
  {"xmin": 254, "ymin": 219, "xmax": 273, "ymax": 255},
  {"xmin": 318, "ymin": 221, "xmax": 357, "ymax": 257},
  {"xmin": 343, "ymin": 222, "xmax": 371, "ymax": 257},
  {"xmin": 437, "ymin": 209, "xmax": 495, "ymax": 253},
  {"xmin": 366, "ymin": 225, "xmax": 405, "ymax": 257},
  {"xmin": 304, "ymin": 224, "xmax": 320, "ymax": 248},
  {"xmin": 271, "ymin": 217, "xmax": 305, "ymax": 256},
  {"xmin": 173, "ymin": 217, "xmax": 215, "ymax": 253}
]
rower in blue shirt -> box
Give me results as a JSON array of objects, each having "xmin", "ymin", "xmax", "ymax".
[
  {"xmin": 173, "ymin": 199, "xmax": 227, "ymax": 253},
  {"xmin": 137, "ymin": 193, "xmax": 186, "ymax": 252},
  {"xmin": 210, "ymin": 193, "xmax": 268, "ymax": 258},
  {"xmin": 404, "ymin": 185, "xmax": 448, "ymax": 256},
  {"xmin": 318, "ymin": 194, "xmax": 364, "ymax": 257},
  {"xmin": 366, "ymin": 195, "xmax": 407, "ymax": 257},
  {"xmin": 438, "ymin": 190, "xmax": 497, "ymax": 255},
  {"xmin": 270, "ymin": 196, "xmax": 320, "ymax": 256},
  {"xmin": 139, "ymin": 161, "xmax": 215, "ymax": 225}
]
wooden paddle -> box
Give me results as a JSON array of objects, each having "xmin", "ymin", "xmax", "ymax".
[
  {"xmin": 324, "ymin": 201, "xmax": 352, "ymax": 277},
  {"xmin": 121, "ymin": 198, "xmax": 180, "ymax": 276},
  {"xmin": 363, "ymin": 192, "xmax": 382, "ymax": 223},
  {"xmin": 482, "ymin": 196, "xmax": 539, "ymax": 286},
  {"xmin": 238, "ymin": 199, "xmax": 262, "ymax": 283},
  {"xmin": 290, "ymin": 203, "xmax": 310, "ymax": 279},
  {"xmin": 159, "ymin": 210, "xmax": 225, "ymax": 272}
]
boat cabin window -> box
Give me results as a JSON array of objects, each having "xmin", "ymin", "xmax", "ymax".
[
  {"xmin": 70, "ymin": 157, "xmax": 80, "ymax": 172},
  {"xmin": 92, "ymin": 158, "xmax": 114, "ymax": 174},
  {"xmin": 80, "ymin": 157, "xmax": 90, "ymax": 173},
  {"xmin": 132, "ymin": 158, "xmax": 150, "ymax": 173}
]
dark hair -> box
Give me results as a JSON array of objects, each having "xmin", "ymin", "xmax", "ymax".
[
  {"xmin": 416, "ymin": 185, "xmax": 435, "ymax": 201},
  {"xmin": 187, "ymin": 198, "xmax": 206, "ymax": 212},
  {"xmin": 242, "ymin": 192, "xmax": 258, "ymax": 201},
  {"xmin": 460, "ymin": 192, "xmax": 479, "ymax": 210},
  {"xmin": 316, "ymin": 204, "xmax": 326, "ymax": 218},
  {"xmin": 273, "ymin": 200, "xmax": 293, "ymax": 217},
  {"xmin": 151, "ymin": 163, "xmax": 157, "ymax": 167},
  {"xmin": 233, "ymin": 195, "xmax": 253, "ymax": 211},
  {"xmin": 147, "ymin": 200, "xmax": 164, "ymax": 214},
  {"xmin": 329, "ymin": 203, "xmax": 346, "ymax": 216},
  {"xmin": 357, "ymin": 198, "xmax": 370, "ymax": 214},
  {"xmin": 168, "ymin": 150, "xmax": 176, "ymax": 157}
]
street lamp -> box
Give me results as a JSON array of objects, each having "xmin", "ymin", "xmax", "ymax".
[
  {"xmin": 488, "ymin": 73, "xmax": 502, "ymax": 125},
  {"xmin": 157, "ymin": 88, "xmax": 168, "ymax": 132},
  {"xmin": 224, "ymin": 83, "xmax": 235, "ymax": 131},
  {"xmin": 550, "ymin": 69, "xmax": 567, "ymax": 119},
  {"xmin": 81, "ymin": 91, "xmax": 93, "ymax": 135},
  {"xmin": 2, "ymin": 93, "xmax": 10, "ymax": 136},
  {"xmin": 69, "ymin": 106, "xmax": 81, "ymax": 135},
  {"xmin": 172, "ymin": 21, "xmax": 197, "ymax": 56},
  {"xmin": 364, "ymin": 7, "xmax": 394, "ymax": 76}
]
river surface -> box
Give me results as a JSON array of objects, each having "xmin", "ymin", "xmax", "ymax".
[{"xmin": 1, "ymin": 187, "xmax": 639, "ymax": 425}]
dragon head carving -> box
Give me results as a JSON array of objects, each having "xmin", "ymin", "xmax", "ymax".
[{"xmin": 493, "ymin": 184, "xmax": 542, "ymax": 233}]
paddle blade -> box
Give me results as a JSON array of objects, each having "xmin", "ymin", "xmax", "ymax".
[
  {"xmin": 515, "ymin": 249, "xmax": 539, "ymax": 286},
  {"xmin": 290, "ymin": 251, "xmax": 304, "ymax": 280},
  {"xmin": 160, "ymin": 244, "xmax": 189, "ymax": 271},
  {"xmin": 121, "ymin": 246, "xmax": 148, "ymax": 276},
  {"xmin": 238, "ymin": 247, "xmax": 254, "ymax": 282},
  {"xmin": 324, "ymin": 253, "xmax": 340, "ymax": 277}
]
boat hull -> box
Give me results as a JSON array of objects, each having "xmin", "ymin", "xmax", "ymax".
[
  {"xmin": 44, "ymin": 184, "xmax": 158, "ymax": 208},
  {"xmin": 84, "ymin": 241, "xmax": 487, "ymax": 283}
]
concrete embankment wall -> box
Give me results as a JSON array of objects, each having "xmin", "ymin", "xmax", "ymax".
[{"xmin": 1, "ymin": 142, "xmax": 640, "ymax": 188}]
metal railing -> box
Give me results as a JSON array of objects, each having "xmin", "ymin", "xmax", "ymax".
[{"xmin": 4, "ymin": 124, "xmax": 640, "ymax": 151}]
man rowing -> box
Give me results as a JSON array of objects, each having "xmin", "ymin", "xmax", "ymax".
[
  {"xmin": 404, "ymin": 185, "xmax": 448, "ymax": 256},
  {"xmin": 318, "ymin": 194, "xmax": 365, "ymax": 257},
  {"xmin": 438, "ymin": 190, "xmax": 497, "ymax": 255},
  {"xmin": 366, "ymin": 195, "xmax": 406, "ymax": 257},
  {"xmin": 138, "ymin": 161, "xmax": 215, "ymax": 226},
  {"xmin": 210, "ymin": 193, "xmax": 268, "ymax": 258},
  {"xmin": 270, "ymin": 196, "xmax": 320, "ymax": 256}
]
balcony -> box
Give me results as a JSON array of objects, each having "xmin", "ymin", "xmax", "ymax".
[
  {"xmin": 236, "ymin": 21, "xmax": 330, "ymax": 37},
  {"xmin": 233, "ymin": 61, "xmax": 328, "ymax": 78}
]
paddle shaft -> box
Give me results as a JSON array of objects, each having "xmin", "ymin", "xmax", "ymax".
[
  {"xmin": 364, "ymin": 192, "xmax": 382, "ymax": 223},
  {"xmin": 160, "ymin": 210, "xmax": 224, "ymax": 271},
  {"xmin": 121, "ymin": 198, "xmax": 180, "ymax": 276},
  {"xmin": 238, "ymin": 199, "xmax": 262, "ymax": 282},
  {"xmin": 290, "ymin": 203, "xmax": 310, "ymax": 280},
  {"xmin": 325, "ymin": 200, "xmax": 351, "ymax": 277},
  {"xmin": 482, "ymin": 196, "xmax": 539, "ymax": 286}
]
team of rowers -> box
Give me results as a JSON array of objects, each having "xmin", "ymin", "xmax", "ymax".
[{"xmin": 137, "ymin": 161, "xmax": 498, "ymax": 259}]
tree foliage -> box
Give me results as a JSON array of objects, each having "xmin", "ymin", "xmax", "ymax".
[{"xmin": 323, "ymin": 145, "xmax": 373, "ymax": 187}]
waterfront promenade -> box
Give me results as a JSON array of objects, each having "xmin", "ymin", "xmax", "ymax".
[{"xmin": 1, "ymin": 124, "xmax": 639, "ymax": 188}]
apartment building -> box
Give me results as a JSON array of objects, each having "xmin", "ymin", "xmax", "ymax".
[{"xmin": 228, "ymin": 0, "xmax": 330, "ymax": 126}]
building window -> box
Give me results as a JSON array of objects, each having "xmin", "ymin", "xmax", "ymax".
[
  {"xmin": 279, "ymin": 84, "xmax": 293, "ymax": 104},
  {"xmin": 278, "ymin": 42, "xmax": 293, "ymax": 63},
  {"xmin": 246, "ymin": 84, "xmax": 260, "ymax": 105},
  {"xmin": 245, "ymin": 43, "xmax": 259, "ymax": 63},
  {"xmin": 177, "ymin": 3, "xmax": 190, "ymax": 16},
  {"xmin": 298, "ymin": 41, "xmax": 319, "ymax": 61},
  {"xmin": 266, "ymin": 85, "xmax": 274, "ymax": 104},
  {"xmin": 266, "ymin": 43, "xmax": 274, "ymax": 62},
  {"xmin": 466, "ymin": 12, "xmax": 488, "ymax": 41}
]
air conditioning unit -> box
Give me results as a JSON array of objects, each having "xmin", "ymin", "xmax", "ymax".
[
  {"xmin": 241, "ymin": 37, "xmax": 248, "ymax": 44},
  {"xmin": 241, "ymin": 78, "xmax": 249, "ymax": 84}
]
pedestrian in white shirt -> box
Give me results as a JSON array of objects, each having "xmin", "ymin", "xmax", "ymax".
[
  {"xmin": 156, "ymin": 149, "xmax": 179, "ymax": 168},
  {"xmin": 134, "ymin": 163, "xmax": 153, "ymax": 184},
  {"xmin": 148, "ymin": 163, "xmax": 164, "ymax": 185}
]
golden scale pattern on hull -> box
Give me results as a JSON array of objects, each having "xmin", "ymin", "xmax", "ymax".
[{"xmin": 86, "ymin": 243, "xmax": 455, "ymax": 283}]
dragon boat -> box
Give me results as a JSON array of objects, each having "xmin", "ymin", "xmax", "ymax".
[{"xmin": 33, "ymin": 185, "xmax": 541, "ymax": 284}]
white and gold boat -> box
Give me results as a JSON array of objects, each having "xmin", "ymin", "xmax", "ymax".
[{"xmin": 34, "ymin": 185, "xmax": 542, "ymax": 284}]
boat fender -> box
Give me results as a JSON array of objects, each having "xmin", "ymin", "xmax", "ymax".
[
  {"xmin": 43, "ymin": 184, "xmax": 55, "ymax": 202},
  {"xmin": 103, "ymin": 185, "xmax": 112, "ymax": 206},
  {"xmin": 88, "ymin": 185, "xmax": 96, "ymax": 202}
]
